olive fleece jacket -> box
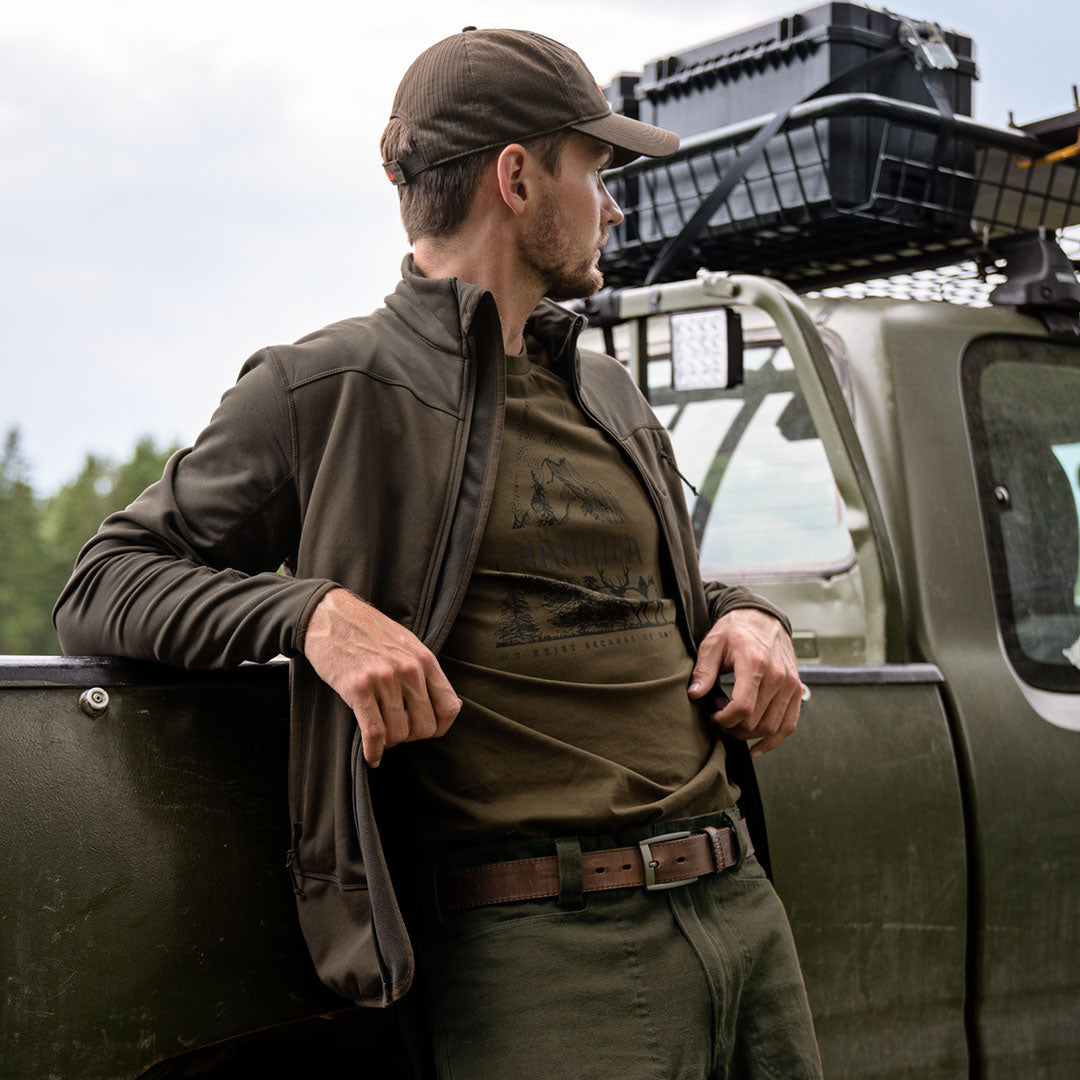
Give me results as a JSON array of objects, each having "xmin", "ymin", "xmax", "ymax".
[{"xmin": 53, "ymin": 257, "xmax": 791, "ymax": 1007}]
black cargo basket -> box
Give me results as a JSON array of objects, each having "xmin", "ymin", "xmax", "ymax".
[{"xmin": 600, "ymin": 93, "xmax": 1080, "ymax": 290}]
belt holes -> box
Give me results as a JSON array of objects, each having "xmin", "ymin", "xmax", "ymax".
[
  {"xmin": 676, "ymin": 856, "xmax": 686, "ymax": 864},
  {"xmin": 621, "ymin": 864, "xmax": 631, "ymax": 871},
  {"xmin": 594, "ymin": 866, "xmax": 606, "ymax": 874}
]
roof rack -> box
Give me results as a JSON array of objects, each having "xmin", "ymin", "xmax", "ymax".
[
  {"xmin": 600, "ymin": 93, "xmax": 1080, "ymax": 292},
  {"xmin": 800, "ymin": 226, "xmax": 1080, "ymax": 307}
]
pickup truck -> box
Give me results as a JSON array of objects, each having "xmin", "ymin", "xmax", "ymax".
[{"xmin": 4, "ymin": 11, "xmax": 1080, "ymax": 1080}]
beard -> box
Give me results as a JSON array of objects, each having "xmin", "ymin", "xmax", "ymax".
[{"xmin": 519, "ymin": 192, "xmax": 607, "ymax": 302}]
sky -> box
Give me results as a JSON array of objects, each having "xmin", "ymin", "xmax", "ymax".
[{"xmin": 2, "ymin": 0, "xmax": 1076, "ymax": 494}]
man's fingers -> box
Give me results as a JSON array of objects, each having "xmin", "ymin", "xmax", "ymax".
[
  {"xmin": 711, "ymin": 687, "xmax": 758, "ymax": 730},
  {"xmin": 720, "ymin": 680, "xmax": 801, "ymax": 757},
  {"xmin": 415, "ymin": 651, "xmax": 462, "ymax": 735},
  {"xmin": 368, "ymin": 657, "xmax": 461, "ymax": 755},
  {"xmin": 304, "ymin": 590, "xmax": 462, "ymax": 764},
  {"xmin": 430, "ymin": 682, "xmax": 463, "ymax": 737},
  {"xmin": 711, "ymin": 649, "xmax": 765, "ymax": 728},
  {"xmin": 748, "ymin": 698, "xmax": 799, "ymax": 757},
  {"xmin": 749, "ymin": 732, "xmax": 785, "ymax": 758},
  {"xmin": 352, "ymin": 698, "xmax": 388, "ymax": 768},
  {"xmin": 377, "ymin": 685, "xmax": 412, "ymax": 749},
  {"xmin": 769, "ymin": 683, "xmax": 804, "ymax": 753},
  {"xmin": 687, "ymin": 636, "xmax": 724, "ymax": 699},
  {"xmin": 399, "ymin": 662, "xmax": 454, "ymax": 743}
]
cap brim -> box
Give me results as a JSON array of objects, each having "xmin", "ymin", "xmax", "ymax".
[{"xmin": 572, "ymin": 111, "xmax": 680, "ymax": 166}]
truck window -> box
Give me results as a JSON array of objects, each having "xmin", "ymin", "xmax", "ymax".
[
  {"xmin": 965, "ymin": 338, "xmax": 1080, "ymax": 693},
  {"xmin": 646, "ymin": 339, "xmax": 855, "ymax": 578}
]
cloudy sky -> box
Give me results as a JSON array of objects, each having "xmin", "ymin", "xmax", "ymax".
[{"xmin": 3, "ymin": 0, "xmax": 1075, "ymax": 493}]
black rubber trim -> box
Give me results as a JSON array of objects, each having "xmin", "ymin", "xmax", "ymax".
[
  {"xmin": 0, "ymin": 655, "xmax": 289, "ymax": 688},
  {"xmin": 718, "ymin": 663, "xmax": 945, "ymax": 687}
]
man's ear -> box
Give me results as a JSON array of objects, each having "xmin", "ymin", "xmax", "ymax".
[{"xmin": 495, "ymin": 144, "xmax": 530, "ymax": 216}]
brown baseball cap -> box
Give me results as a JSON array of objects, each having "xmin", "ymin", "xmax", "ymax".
[{"xmin": 382, "ymin": 27, "xmax": 679, "ymax": 185}]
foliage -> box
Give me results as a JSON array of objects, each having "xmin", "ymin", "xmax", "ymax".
[{"xmin": 0, "ymin": 430, "xmax": 178, "ymax": 655}]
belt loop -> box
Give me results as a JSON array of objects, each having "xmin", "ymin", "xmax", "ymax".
[
  {"xmin": 720, "ymin": 808, "xmax": 748, "ymax": 871},
  {"xmin": 555, "ymin": 838, "xmax": 584, "ymax": 910}
]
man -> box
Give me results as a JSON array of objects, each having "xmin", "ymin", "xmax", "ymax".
[{"xmin": 55, "ymin": 27, "xmax": 819, "ymax": 1080}]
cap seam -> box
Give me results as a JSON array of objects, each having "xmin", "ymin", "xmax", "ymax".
[{"xmin": 460, "ymin": 36, "xmax": 484, "ymax": 155}]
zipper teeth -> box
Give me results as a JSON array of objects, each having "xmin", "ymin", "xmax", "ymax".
[
  {"xmin": 422, "ymin": 313, "xmax": 505, "ymax": 653},
  {"xmin": 350, "ymin": 726, "xmax": 394, "ymax": 994},
  {"xmin": 351, "ymin": 728, "xmax": 363, "ymax": 840},
  {"xmin": 414, "ymin": 347, "xmax": 473, "ymax": 639},
  {"xmin": 290, "ymin": 674, "xmax": 312, "ymax": 865}
]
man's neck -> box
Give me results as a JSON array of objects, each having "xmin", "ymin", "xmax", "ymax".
[{"xmin": 413, "ymin": 229, "xmax": 544, "ymax": 355}]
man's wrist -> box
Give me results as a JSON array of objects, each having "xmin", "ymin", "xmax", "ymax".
[{"xmin": 294, "ymin": 580, "xmax": 346, "ymax": 656}]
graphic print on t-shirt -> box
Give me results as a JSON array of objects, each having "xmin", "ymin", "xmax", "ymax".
[{"xmin": 494, "ymin": 397, "xmax": 675, "ymax": 648}]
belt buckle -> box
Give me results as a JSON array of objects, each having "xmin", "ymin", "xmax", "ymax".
[{"xmin": 638, "ymin": 830, "xmax": 698, "ymax": 891}]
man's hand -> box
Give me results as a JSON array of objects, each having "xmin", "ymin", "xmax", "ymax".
[
  {"xmin": 303, "ymin": 588, "xmax": 461, "ymax": 767},
  {"xmin": 687, "ymin": 608, "xmax": 802, "ymax": 758}
]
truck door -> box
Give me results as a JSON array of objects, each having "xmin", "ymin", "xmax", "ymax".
[
  {"xmin": 957, "ymin": 334, "xmax": 1080, "ymax": 1078},
  {"xmin": 848, "ymin": 308, "xmax": 1080, "ymax": 1079}
]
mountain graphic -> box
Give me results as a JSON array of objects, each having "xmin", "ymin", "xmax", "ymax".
[
  {"xmin": 494, "ymin": 574, "xmax": 674, "ymax": 647},
  {"xmin": 513, "ymin": 456, "xmax": 626, "ymax": 530}
]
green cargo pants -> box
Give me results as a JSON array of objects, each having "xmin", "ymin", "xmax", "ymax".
[{"xmin": 413, "ymin": 811, "xmax": 822, "ymax": 1080}]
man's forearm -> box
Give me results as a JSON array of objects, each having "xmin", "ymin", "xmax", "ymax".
[
  {"xmin": 53, "ymin": 352, "xmax": 336, "ymax": 668},
  {"xmin": 54, "ymin": 519, "xmax": 337, "ymax": 667}
]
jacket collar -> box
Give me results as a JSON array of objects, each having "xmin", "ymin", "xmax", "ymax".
[
  {"xmin": 526, "ymin": 299, "xmax": 588, "ymax": 375},
  {"xmin": 385, "ymin": 255, "xmax": 587, "ymax": 366}
]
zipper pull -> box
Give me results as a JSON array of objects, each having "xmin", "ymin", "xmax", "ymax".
[
  {"xmin": 285, "ymin": 821, "xmax": 306, "ymax": 899},
  {"xmin": 661, "ymin": 450, "xmax": 699, "ymax": 496}
]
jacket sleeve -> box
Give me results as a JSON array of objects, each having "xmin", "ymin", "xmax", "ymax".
[
  {"xmin": 701, "ymin": 580, "xmax": 793, "ymax": 638},
  {"xmin": 53, "ymin": 349, "xmax": 338, "ymax": 668}
]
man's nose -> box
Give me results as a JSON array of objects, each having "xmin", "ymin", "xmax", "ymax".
[{"xmin": 601, "ymin": 180, "xmax": 624, "ymax": 227}]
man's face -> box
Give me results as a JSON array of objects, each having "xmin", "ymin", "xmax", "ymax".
[{"xmin": 518, "ymin": 133, "xmax": 625, "ymax": 302}]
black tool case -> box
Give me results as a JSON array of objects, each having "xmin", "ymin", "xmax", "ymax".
[
  {"xmin": 634, "ymin": 3, "xmax": 973, "ymax": 129},
  {"xmin": 599, "ymin": 3, "xmax": 1080, "ymax": 288}
]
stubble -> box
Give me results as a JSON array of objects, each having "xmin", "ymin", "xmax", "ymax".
[{"xmin": 519, "ymin": 192, "xmax": 607, "ymax": 302}]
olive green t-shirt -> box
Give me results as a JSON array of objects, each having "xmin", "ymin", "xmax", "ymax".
[{"xmin": 403, "ymin": 342, "xmax": 738, "ymax": 853}]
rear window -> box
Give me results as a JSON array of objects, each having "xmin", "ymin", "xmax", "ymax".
[
  {"xmin": 964, "ymin": 337, "xmax": 1080, "ymax": 693},
  {"xmin": 647, "ymin": 340, "xmax": 855, "ymax": 577}
]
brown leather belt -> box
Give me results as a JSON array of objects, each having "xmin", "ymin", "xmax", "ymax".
[{"xmin": 438, "ymin": 819, "xmax": 754, "ymax": 913}]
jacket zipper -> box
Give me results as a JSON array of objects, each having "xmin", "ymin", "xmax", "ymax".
[
  {"xmin": 570, "ymin": 361, "xmax": 699, "ymax": 655},
  {"xmin": 417, "ymin": 303, "xmax": 506, "ymax": 652},
  {"xmin": 351, "ymin": 725, "xmax": 394, "ymax": 993},
  {"xmin": 413, "ymin": 342, "xmax": 475, "ymax": 640},
  {"xmin": 287, "ymin": 609, "xmax": 311, "ymax": 897}
]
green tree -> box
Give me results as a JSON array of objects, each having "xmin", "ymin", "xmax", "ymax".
[
  {"xmin": 0, "ymin": 430, "xmax": 65, "ymax": 653},
  {"xmin": 0, "ymin": 431, "xmax": 178, "ymax": 655},
  {"xmin": 41, "ymin": 452, "xmax": 114, "ymax": 570}
]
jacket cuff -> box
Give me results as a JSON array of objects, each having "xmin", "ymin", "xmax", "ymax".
[
  {"xmin": 293, "ymin": 580, "xmax": 344, "ymax": 657},
  {"xmin": 705, "ymin": 582, "xmax": 793, "ymax": 637}
]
